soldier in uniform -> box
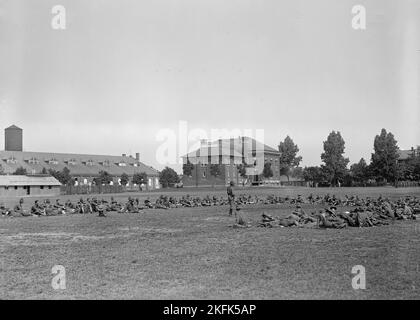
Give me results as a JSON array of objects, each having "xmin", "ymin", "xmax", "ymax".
[
  {"xmin": 0, "ymin": 202, "xmax": 11, "ymax": 216},
  {"xmin": 227, "ymin": 181, "xmax": 238, "ymax": 216},
  {"xmin": 144, "ymin": 197, "xmax": 154, "ymax": 209},
  {"xmin": 13, "ymin": 198, "xmax": 31, "ymax": 217},
  {"xmin": 31, "ymin": 200, "xmax": 45, "ymax": 216}
]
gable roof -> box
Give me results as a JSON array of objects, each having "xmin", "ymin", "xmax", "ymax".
[
  {"xmin": 0, "ymin": 150, "xmax": 159, "ymax": 176},
  {"xmin": 0, "ymin": 175, "xmax": 61, "ymax": 186},
  {"xmin": 5, "ymin": 125, "xmax": 22, "ymax": 130}
]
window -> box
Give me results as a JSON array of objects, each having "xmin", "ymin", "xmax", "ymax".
[
  {"xmin": 40, "ymin": 186, "xmax": 44, "ymax": 190},
  {"xmin": 7, "ymin": 156, "xmax": 18, "ymax": 164},
  {"xmin": 85, "ymin": 160, "xmax": 94, "ymax": 166},
  {"xmin": 49, "ymin": 158, "xmax": 59, "ymax": 165},
  {"xmin": 203, "ymin": 171, "xmax": 206, "ymax": 178},
  {"xmin": 118, "ymin": 162, "xmax": 127, "ymax": 167},
  {"xmin": 14, "ymin": 186, "xmax": 18, "ymax": 190},
  {"xmin": 28, "ymin": 157, "xmax": 39, "ymax": 164},
  {"xmin": 4, "ymin": 186, "xmax": 9, "ymax": 190},
  {"xmin": 68, "ymin": 158, "xmax": 77, "ymax": 165},
  {"xmin": 48, "ymin": 186, "xmax": 52, "ymax": 190},
  {"xmin": 102, "ymin": 160, "xmax": 110, "ymax": 167}
]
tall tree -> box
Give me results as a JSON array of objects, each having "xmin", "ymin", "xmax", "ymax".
[
  {"xmin": 278, "ymin": 136, "xmax": 302, "ymax": 181},
  {"xmin": 321, "ymin": 131, "xmax": 349, "ymax": 186},
  {"xmin": 370, "ymin": 128, "xmax": 399, "ymax": 182},
  {"xmin": 159, "ymin": 167, "xmax": 180, "ymax": 188}
]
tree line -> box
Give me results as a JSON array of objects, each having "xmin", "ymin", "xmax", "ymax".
[
  {"xmin": 300, "ymin": 129, "xmax": 420, "ymax": 187},
  {"xmin": 0, "ymin": 162, "xmax": 181, "ymax": 189},
  {"xmin": 181, "ymin": 128, "xmax": 419, "ymax": 187}
]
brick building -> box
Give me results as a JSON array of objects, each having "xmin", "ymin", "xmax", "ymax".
[
  {"xmin": 398, "ymin": 146, "xmax": 420, "ymax": 164},
  {"xmin": 0, "ymin": 125, "xmax": 160, "ymax": 189},
  {"xmin": 181, "ymin": 137, "xmax": 281, "ymax": 187}
]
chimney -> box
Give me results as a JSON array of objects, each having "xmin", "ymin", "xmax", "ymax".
[
  {"xmin": 136, "ymin": 153, "xmax": 140, "ymax": 161},
  {"xmin": 122, "ymin": 153, "xmax": 126, "ymax": 157}
]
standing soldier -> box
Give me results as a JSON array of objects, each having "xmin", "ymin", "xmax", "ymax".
[{"xmin": 227, "ymin": 181, "xmax": 238, "ymax": 216}]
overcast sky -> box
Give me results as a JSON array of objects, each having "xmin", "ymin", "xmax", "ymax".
[{"xmin": 0, "ymin": 0, "xmax": 419, "ymax": 172}]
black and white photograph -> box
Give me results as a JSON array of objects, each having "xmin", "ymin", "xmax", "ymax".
[{"xmin": 0, "ymin": 0, "xmax": 419, "ymax": 306}]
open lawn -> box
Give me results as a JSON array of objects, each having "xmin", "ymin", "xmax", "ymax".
[{"xmin": 1, "ymin": 187, "xmax": 419, "ymax": 299}]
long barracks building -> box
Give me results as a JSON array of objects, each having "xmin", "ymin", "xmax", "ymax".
[{"xmin": 0, "ymin": 125, "xmax": 160, "ymax": 189}]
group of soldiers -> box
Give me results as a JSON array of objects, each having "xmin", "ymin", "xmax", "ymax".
[
  {"xmin": 1, "ymin": 184, "xmax": 420, "ymax": 230},
  {"xmin": 258, "ymin": 195, "xmax": 420, "ymax": 229},
  {"xmin": 1, "ymin": 197, "xmax": 150, "ymax": 217},
  {"xmin": 0, "ymin": 192, "xmax": 306, "ymax": 218}
]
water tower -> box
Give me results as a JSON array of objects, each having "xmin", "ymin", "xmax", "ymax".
[{"xmin": 5, "ymin": 125, "xmax": 23, "ymax": 151}]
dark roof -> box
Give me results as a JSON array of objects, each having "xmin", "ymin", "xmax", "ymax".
[
  {"xmin": 0, "ymin": 150, "xmax": 159, "ymax": 176},
  {"xmin": 182, "ymin": 136, "xmax": 280, "ymax": 159},
  {"xmin": 5, "ymin": 125, "xmax": 22, "ymax": 130}
]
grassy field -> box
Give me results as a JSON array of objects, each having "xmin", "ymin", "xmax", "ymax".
[{"xmin": 0, "ymin": 186, "xmax": 419, "ymax": 299}]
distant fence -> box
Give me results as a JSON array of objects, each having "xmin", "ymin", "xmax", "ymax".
[
  {"xmin": 60, "ymin": 184, "xmax": 152, "ymax": 195},
  {"xmin": 280, "ymin": 181, "xmax": 307, "ymax": 187},
  {"xmin": 60, "ymin": 185, "xmax": 139, "ymax": 195},
  {"xmin": 395, "ymin": 181, "xmax": 420, "ymax": 188}
]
